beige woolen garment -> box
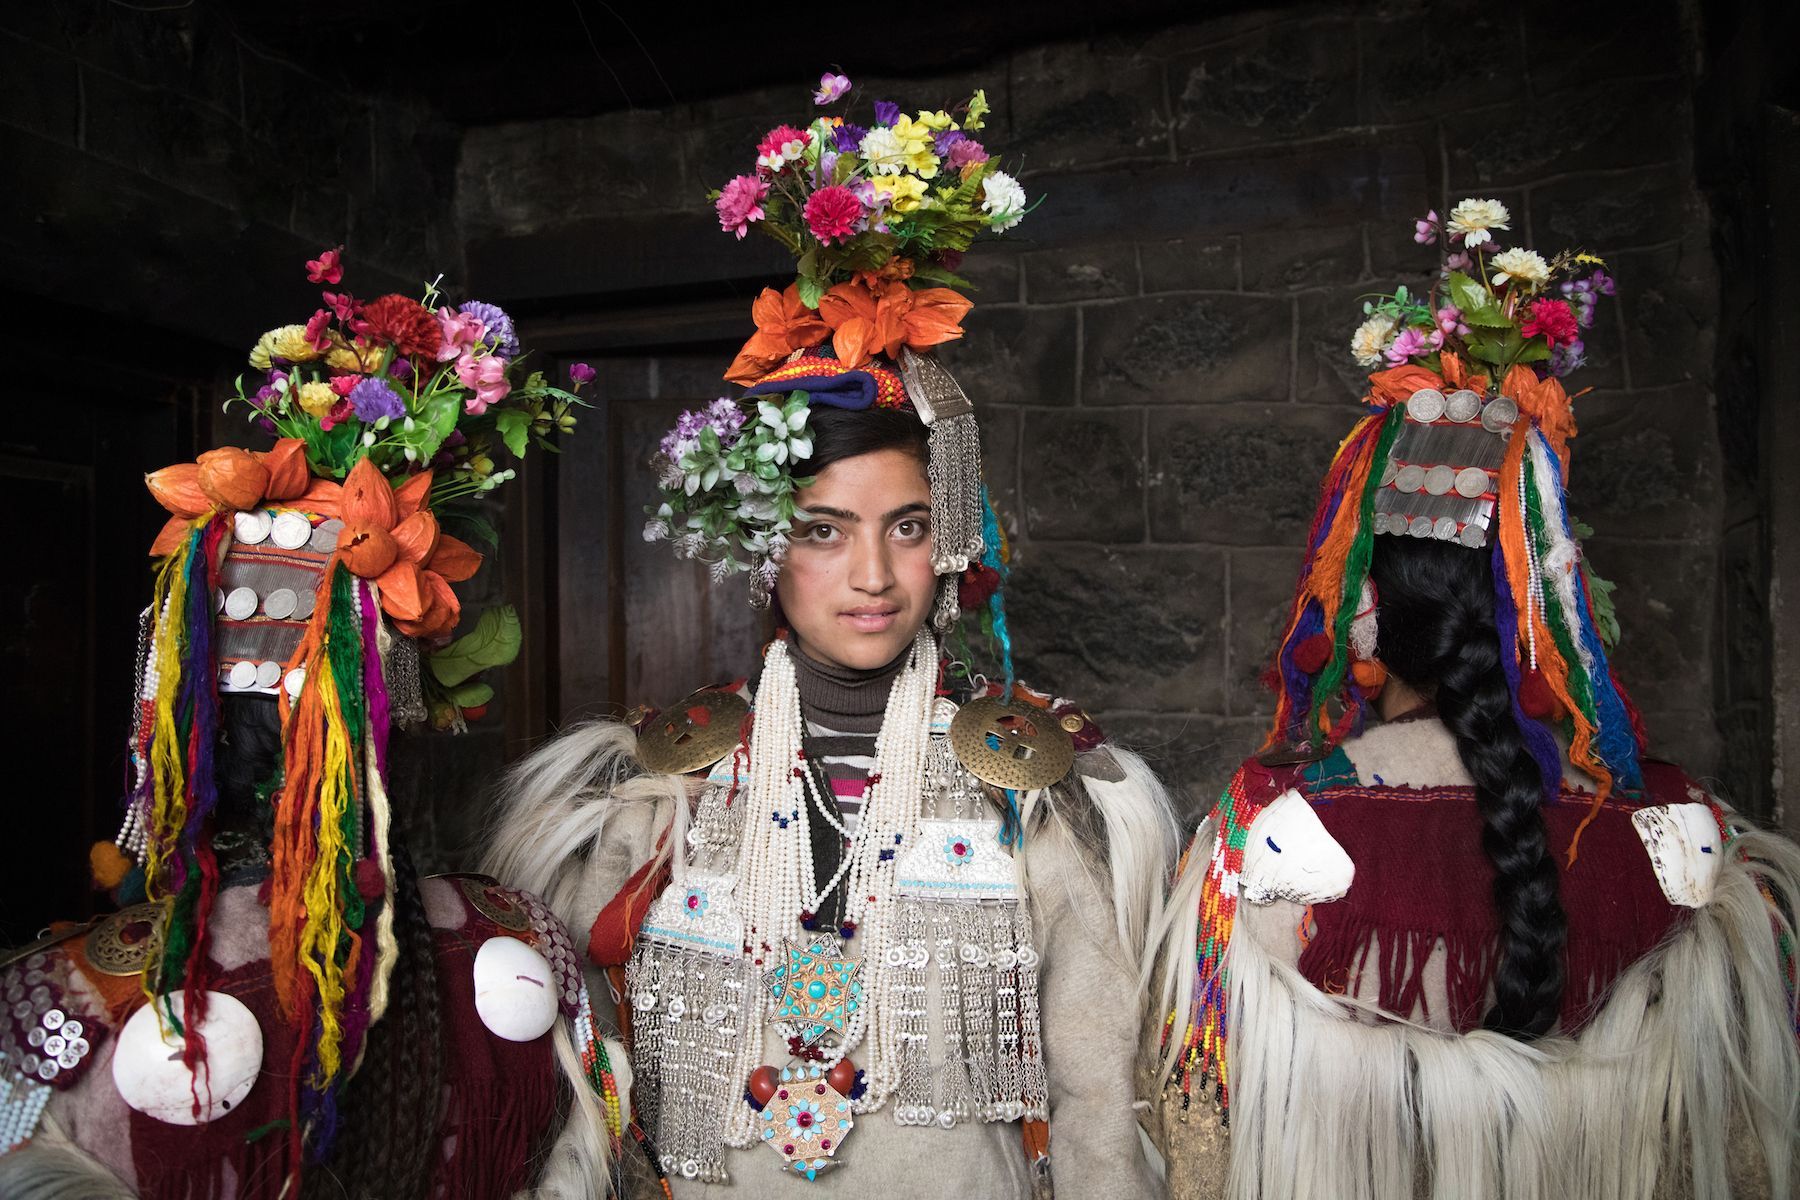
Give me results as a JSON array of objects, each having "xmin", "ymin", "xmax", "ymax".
[
  {"xmin": 547, "ymin": 780, "xmax": 1161, "ymax": 1199},
  {"xmin": 1149, "ymin": 718, "xmax": 1784, "ymax": 1200}
]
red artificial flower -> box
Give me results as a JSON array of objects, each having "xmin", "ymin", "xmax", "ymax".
[
  {"xmin": 323, "ymin": 290, "xmax": 360, "ymax": 323},
  {"xmin": 1520, "ymin": 298, "xmax": 1579, "ymax": 348},
  {"xmin": 360, "ymin": 293, "xmax": 444, "ymax": 359},
  {"xmin": 328, "ymin": 374, "xmax": 359, "ymax": 398},
  {"xmin": 803, "ymin": 185, "xmax": 863, "ymax": 246},
  {"xmin": 307, "ymin": 245, "xmax": 345, "ymax": 285},
  {"xmin": 958, "ymin": 562, "xmax": 1001, "ymax": 611},
  {"xmin": 303, "ymin": 308, "xmax": 333, "ymax": 353},
  {"xmin": 319, "ymin": 399, "xmax": 355, "ymax": 430}
]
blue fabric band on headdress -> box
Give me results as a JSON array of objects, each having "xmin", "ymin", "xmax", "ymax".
[{"xmin": 740, "ymin": 368, "xmax": 878, "ymax": 410}]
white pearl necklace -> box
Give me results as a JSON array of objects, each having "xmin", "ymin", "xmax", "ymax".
[{"xmin": 724, "ymin": 630, "xmax": 937, "ymax": 1141}]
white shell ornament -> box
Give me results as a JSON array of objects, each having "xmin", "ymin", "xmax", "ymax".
[
  {"xmin": 472, "ymin": 936, "xmax": 559, "ymax": 1042},
  {"xmin": 1240, "ymin": 789, "xmax": 1355, "ymax": 905},
  {"xmin": 112, "ymin": 992, "xmax": 262, "ymax": 1125},
  {"xmin": 1632, "ymin": 802, "xmax": 1725, "ymax": 908}
]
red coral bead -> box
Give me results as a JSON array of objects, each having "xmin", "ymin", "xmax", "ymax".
[{"xmin": 747, "ymin": 1066, "xmax": 779, "ymax": 1106}]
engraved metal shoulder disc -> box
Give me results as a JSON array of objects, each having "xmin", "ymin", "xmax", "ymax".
[
  {"xmin": 84, "ymin": 901, "xmax": 170, "ymax": 978},
  {"xmin": 634, "ymin": 688, "xmax": 750, "ymax": 776},
  {"xmin": 949, "ymin": 696, "xmax": 1076, "ymax": 790}
]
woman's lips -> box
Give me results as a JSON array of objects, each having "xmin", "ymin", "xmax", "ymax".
[{"xmin": 840, "ymin": 607, "xmax": 899, "ymax": 633}]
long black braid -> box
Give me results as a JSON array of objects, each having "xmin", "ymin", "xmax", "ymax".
[{"xmin": 1370, "ymin": 538, "xmax": 1568, "ymax": 1038}]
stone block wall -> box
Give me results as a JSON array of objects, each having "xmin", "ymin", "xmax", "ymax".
[{"xmin": 461, "ymin": 1, "xmax": 1728, "ymax": 822}]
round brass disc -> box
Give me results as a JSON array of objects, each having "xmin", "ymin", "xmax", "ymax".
[
  {"xmin": 84, "ymin": 901, "xmax": 170, "ymax": 978},
  {"xmin": 454, "ymin": 874, "xmax": 531, "ymax": 932},
  {"xmin": 949, "ymin": 696, "xmax": 1076, "ymax": 791},
  {"xmin": 634, "ymin": 689, "xmax": 750, "ymax": 776}
]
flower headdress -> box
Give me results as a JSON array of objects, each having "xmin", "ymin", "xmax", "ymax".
[
  {"xmin": 96, "ymin": 248, "xmax": 590, "ymax": 1175},
  {"xmin": 1271, "ymin": 202, "xmax": 1641, "ymax": 864},
  {"xmin": 646, "ymin": 74, "xmax": 1028, "ymax": 678}
]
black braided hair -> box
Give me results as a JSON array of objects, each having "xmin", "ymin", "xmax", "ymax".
[
  {"xmin": 1369, "ymin": 538, "xmax": 1568, "ymax": 1038},
  {"xmin": 301, "ymin": 843, "xmax": 444, "ymax": 1200}
]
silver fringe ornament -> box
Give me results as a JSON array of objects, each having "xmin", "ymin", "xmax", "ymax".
[{"xmin": 899, "ymin": 349, "xmax": 985, "ymax": 576}]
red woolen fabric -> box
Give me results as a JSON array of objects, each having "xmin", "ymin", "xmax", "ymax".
[{"xmin": 1296, "ymin": 762, "xmax": 1688, "ymax": 1033}]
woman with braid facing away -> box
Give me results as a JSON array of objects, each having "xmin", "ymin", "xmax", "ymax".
[{"xmin": 1146, "ymin": 206, "xmax": 1800, "ymax": 1200}]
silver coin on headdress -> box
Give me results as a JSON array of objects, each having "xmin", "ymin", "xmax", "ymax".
[
  {"xmin": 1422, "ymin": 465, "xmax": 1458, "ymax": 496},
  {"xmin": 1480, "ymin": 396, "xmax": 1520, "ymax": 432},
  {"xmin": 1454, "ymin": 467, "xmax": 1491, "ymax": 499},
  {"xmin": 1444, "ymin": 389, "xmax": 1483, "ymax": 423},
  {"xmin": 1393, "ymin": 464, "xmax": 1426, "ymax": 494},
  {"xmin": 1407, "ymin": 389, "xmax": 1447, "ymax": 423}
]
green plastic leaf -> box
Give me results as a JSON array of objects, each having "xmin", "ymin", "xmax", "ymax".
[
  {"xmin": 796, "ymin": 274, "xmax": 828, "ymax": 309},
  {"xmin": 449, "ymin": 680, "xmax": 494, "ymax": 708},
  {"xmin": 427, "ymin": 605, "xmax": 523, "ymax": 687},
  {"xmin": 494, "ymin": 409, "xmax": 529, "ymax": 458}
]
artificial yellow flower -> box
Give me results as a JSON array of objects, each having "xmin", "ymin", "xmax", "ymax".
[
  {"xmin": 325, "ymin": 331, "xmax": 383, "ymax": 373},
  {"xmin": 963, "ymin": 89, "xmax": 988, "ymax": 131},
  {"xmin": 915, "ymin": 109, "xmax": 955, "ymax": 131},
  {"xmin": 1573, "ymin": 252, "xmax": 1608, "ymax": 266},
  {"xmin": 871, "ymin": 174, "xmax": 929, "ymax": 212},
  {"xmin": 272, "ymin": 325, "xmax": 323, "ymax": 364},
  {"xmin": 296, "ymin": 380, "xmax": 338, "ymax": 418},
  {"xmin": 888, "ymin": 114, "xmax": 939, "ymax": 179},
  {"xmin": 249, "ymin": 324, "xmax": 318, "ymax": 370}
]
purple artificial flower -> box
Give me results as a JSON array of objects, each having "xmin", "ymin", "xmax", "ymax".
[
  {"xmin": 1548, "ymin": 337, "xmax": 1588, "ymax": 378},
  {"xmin": 459, "ymin": 300, "xmax": 520, "ymax": 358},
  {"xmin": 934, "ymin": 129, "xmax": 967, "ymax": 157},
  {"xmin": 813, "ymin": 72, "xmax": 851, "ymax": 105},
  {"xmin": 833, "ymin": 122, "xmax": 867, "ymax": 153},
  {"xmin": 349, "ymin": 377, "xmax": 407, "ymax": 423},
  {"xmin": 389, "ymin": 356, "xmax": 416, "ymax": 383},
  {"xmin": 569, "ymin": 361, "xmax": 596, "ymax": 384},
  {"xmin": 1444, "ymin": 250, "xmax": 1473, "ymax": 273},
  {"xmin": 705, "ymin": 397, "xmax": 746, "ymax": 439},
  {"xmin": 257, "ymin": 415, "xmax": 279, "ymax": 437},
  {"xmin": 1588, "ymin": 268, "xmax": 1616, "ymax": 296},
  {"xmin": 1414, "ymin": 209, "xmax": 1439, "ymax": 244},
  {"xmin": 872, "ymin": 99, "xmax": 899, "ymax": 127}
]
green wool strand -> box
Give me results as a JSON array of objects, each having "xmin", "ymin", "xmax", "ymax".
[
  {"xmin": 1521, "ymin": 454, "xmax": 1601, "ymax": 737},
  {"xmin": 1310, "ymin": 407, "xmax": 1407, "ymax": 721},
  {"xmin": 324, "ymin": 568, "xmax": 368, "ymax": 937}
]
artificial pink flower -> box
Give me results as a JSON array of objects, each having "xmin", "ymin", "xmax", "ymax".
[
  {"xmin": 755, "ymin": 125, "xmax": 811, "ymax": 173},
  {"xmin": 328, "ymin": 374, "xmax": 359, "ymax": 398},
  {"xmin": 1435, "ymin": 305, "xmax": 1469, "ymax": 337},
  {"xmin": 303, "ymin": 308, "xmax": 333, "ymax": 353},
  {"xmin": 307, "ymin": 246, "xmax": 344, "ymax": 285},
  {"xmin": 322, "ymin": 290, "xmax": 360, "ymax": 323},
  {"xmin": 1444, "ymin": 250, "xmax": 1473, "ymax": 273},
  {"xmin": 1520, "ymin": 297, "xmax": 1579, "ymax": 347},
  {"xmin": 813, "ymin": 72, "xmax": 851, "ymax": 105},
  {"xmin": 1385, "ymin": 326, "xmax": 1437, "ymax": 364},
  {"xmin": 1413, "ymin": 210, "xmax": 1439, "ymax": 244},
  {"xmin": 435, "ymin": 306, "xmax": 487, "ymax": 362},
  {"xmin": 455, "ymin": 352, "xmax": 511, "ymax": 414},
  {"xmin": 716, "ymin": 174, "xmax": 770, "ymax": 239},
  {"xmin": 946, "ymin": 139, "xmax": 988, "ymax": 172},
  {"xmin": 803, "ymin": 185, "xmax": 863, "ymax": 246}
]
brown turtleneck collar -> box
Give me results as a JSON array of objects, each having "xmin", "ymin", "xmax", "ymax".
[{"xmin": 787, "ymin": 637, "xmax": 907, "ymax": 733}]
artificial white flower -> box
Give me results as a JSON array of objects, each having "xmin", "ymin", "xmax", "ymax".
[
  {"xmin": 859, "ymin": 126, "xmax": 908, "ymax": 175},
  {"xmin": 1350, "ymin": 313, "xmax": 1400, "ymax": 367},
  {"xmin": 1446, "ymin": 198, "xmax": 1511, "ymax": 248},
  {"xmin": 981, "ymin": 171, "xmax": 1027, "ymax": 232},
  {"xmin": 1489, "ymin": 247, "xmax": 1551, "ymax": 289}
]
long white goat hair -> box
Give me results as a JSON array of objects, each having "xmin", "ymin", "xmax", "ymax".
[
  {"xmin": 1056, "ymin": 746, "xmax": 1182, "ymax": 964},
  {"xmin": 1214, "ymin": 823, "xmax": 1800, "ymax": 1200},
  {"xmin": 480, "ymin": 720, "xmax": 687, "ymax": 924},
  {"xmin": 1143, "ymin": 814, "xmax": 1211, "ymax": 1091}
]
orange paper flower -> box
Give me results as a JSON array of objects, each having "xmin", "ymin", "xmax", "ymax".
[
  {"xmin": 334, "ymin": 459, "xmax": 482, "ymax": 640},
  {"xmin": 146, "ymin": 437, "xmax": 343, "ymax": 557},
  {"xmin": 816, "ymin": 276, "xmax": 972, "ymax": 370},
  {"xmin": 723, "ymin": 284, "xmax": 831, "ymax": 384}
]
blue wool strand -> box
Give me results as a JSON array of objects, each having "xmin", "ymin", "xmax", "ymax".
[
  {"xmin": 979, "ymin": 487, "xmax": 1016, "ymax": 690},
  {"xmin": 181, "ymin": 519, "xmax": 223, "ymax": 836},
  {"xmin": 1491, "ymin": 540, "xmax": 1563, "ymax": 803},
  {"xmin": 1549, "ymin": 494, "xmax": 1644, "ymax": 788},
  {"xmin": 1281, "ymin": 601, "xmax": 1325, "ymax": 743}
]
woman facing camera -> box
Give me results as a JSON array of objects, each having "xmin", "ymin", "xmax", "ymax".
[
  {"xmin": 485, "ymin": 76, "xmax": 1178, "ymax": 1197},
  {"xmin": 1147, "ymin": 205, "xmax": 1799, "ymax": 1200}
]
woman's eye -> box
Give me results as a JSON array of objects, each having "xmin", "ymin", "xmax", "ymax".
[
  {"xmin": 801, "ymin": 524, "xmax": 839, "ymax": 542},
  {"xmin": 893, "ymin": 518, "xmax": 928, "ymax": 540}
]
